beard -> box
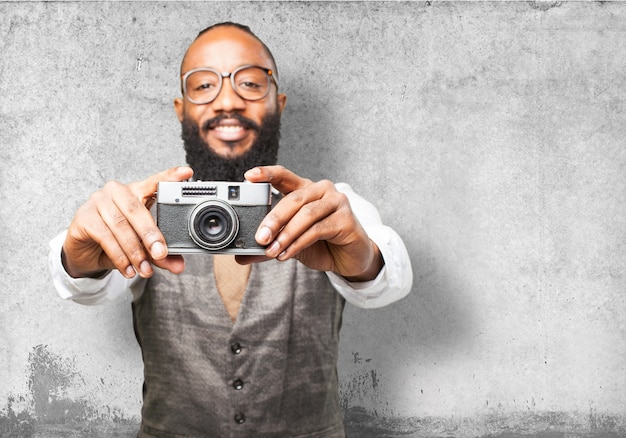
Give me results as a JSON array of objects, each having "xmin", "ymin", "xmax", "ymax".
[{"xmin": 181, "ymin": 111, "xmax": 281, "ymax": 181}]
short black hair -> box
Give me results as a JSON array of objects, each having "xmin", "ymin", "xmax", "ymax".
[{"xmin": 190, "ymin": 22, "xmax": 279, "ymax": 80}]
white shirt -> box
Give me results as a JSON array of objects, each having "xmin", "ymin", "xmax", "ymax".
[{"xmin": 48, "ymin": 183, "xmax": 413, "ymax": 309}]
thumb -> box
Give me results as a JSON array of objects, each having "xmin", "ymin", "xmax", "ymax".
[{"xmin": 130, "ymin": 166, "xmax": 194, "ymax": 204}]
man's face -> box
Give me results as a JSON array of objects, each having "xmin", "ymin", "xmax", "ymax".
[{"xmin": 174, "ymin": 26, "xmax": 287, "ymax": 163}]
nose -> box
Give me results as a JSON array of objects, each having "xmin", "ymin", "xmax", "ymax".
[{"xmin": 211, "ymin": 76, "xmax": 246, "ymax": 112}]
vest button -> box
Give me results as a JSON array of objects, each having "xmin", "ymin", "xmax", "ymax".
[
  {"xmin": 234, "ymin": 412, "xmax": 245, "ymax": 424},
  {"xmin": 231, "ymin": 342, "xmax": 242, "ymax": 354},
  {"xmin": 233, "ymin": 379, "xmax": 244, "ymax": 390}
]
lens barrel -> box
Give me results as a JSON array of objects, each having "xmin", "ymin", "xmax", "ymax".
[{"xmin": 189, "ymin": 200, "xmax": 239, "ymax": 250}]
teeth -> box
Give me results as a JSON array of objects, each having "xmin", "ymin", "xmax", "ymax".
[{"xmin": 215, "ymin": 125, "xmax": 243, "ymax": 132}]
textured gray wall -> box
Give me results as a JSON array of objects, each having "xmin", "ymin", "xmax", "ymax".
[{"xmin": 2, "ymin": 1, "xmax": 626, "ymax": 437}]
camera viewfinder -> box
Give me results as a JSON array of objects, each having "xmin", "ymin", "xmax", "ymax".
[{"xmin": 228, "ymin": 186, "xmax": 240, "ymax": 201}]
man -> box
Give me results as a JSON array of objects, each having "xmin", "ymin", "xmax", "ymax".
[{"xmin": 49, "ymin": 22, "xmax": 412, "ymax": 437}]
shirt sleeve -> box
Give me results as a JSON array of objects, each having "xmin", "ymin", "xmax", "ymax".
[
  {"xmin": 49, "ymin": 183, "xmax": 412, "ymax": 308},
  {"xmin": 325, "ymin": 183, "xmax": 413, "ymax": 309},
  {"xmin": 48, "ymin": 230, "xmax": 142, "ymax": 305}
]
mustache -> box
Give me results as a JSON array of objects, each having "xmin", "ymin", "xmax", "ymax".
[{"xmin": 202, "ymin": 113, "xmax": 260, "ymax": 132}]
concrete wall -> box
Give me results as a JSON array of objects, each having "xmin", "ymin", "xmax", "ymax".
[{"xmin": 1, "ymin": 2, "xmax": 625, "ymax": 436}]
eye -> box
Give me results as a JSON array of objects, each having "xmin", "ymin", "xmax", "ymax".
[
  {"xmin": 186, "ymin": 71, "xmax": 220, "ymax": 93},
  {"xmin": 234, "ymin": 67, "xmax": 268, "ymax": 94},
  {"xmin": 238, "ymin": 80, "xmax": 262, "ymax": 90},
  {"xmin": 197, "ymin": 82, "xmax": 216, "ymax": 91}
]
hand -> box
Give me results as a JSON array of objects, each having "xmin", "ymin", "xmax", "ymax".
[
  {"xmin": 62, "ymin": 166, "xmax": 194, "ymax": 279},
  {"xmin": 238, "ymin": 165, "xmax": 384, "ymax": 282}
]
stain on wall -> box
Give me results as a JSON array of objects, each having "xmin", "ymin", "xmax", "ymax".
[
  {"xmin": 0, "ymin": 395, "xmax": 34, "ymax": 438},
  {"xmin": 28, "ymin": 345, "xmax": 89, "ymax": 423},
  {"xmin": 344, "ymin": 409, "xmax": 626, "ymax": 438},
  {"xmin": 340, "ymin": 352, "xmax": 386, "ymax": 416},
  {"xmin": 1, "ymin": 345, "xmax": 138, "ymax": 437},
  {"xmin": 340, "ymin": 347, "xmax": 626, "ymax": 437}
]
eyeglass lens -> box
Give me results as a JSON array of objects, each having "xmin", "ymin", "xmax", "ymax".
[{"xmin": 185, "ymin": 67, "xmax": 270, "ymax": 104}]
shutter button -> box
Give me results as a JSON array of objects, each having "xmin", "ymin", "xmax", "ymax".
[
  {"xmin": 233, "ymin": 379, "xmax": 244, "ymax": 390},
  {"xmin": 234, "ymin": 412, "xmax": 245, "ymax": 424},
  {"xmin": 231, "ymin": 342, "xmax": 242, "ymax": 354}
]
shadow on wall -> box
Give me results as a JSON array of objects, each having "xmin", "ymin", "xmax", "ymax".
[
  {"xmin": 339, "ymin": 243, "xmax": 479, "ymax": 434},
  {"xmin": 278, "ymin": 67, "xmax": 346, "ymax": 183},
  {"xmin": 0, "ymin": 345, "xmax": 139, "ymax": 437},
  {"xmin": 338, "ymin": 248, "xmax": 626, "ymax": 437}
]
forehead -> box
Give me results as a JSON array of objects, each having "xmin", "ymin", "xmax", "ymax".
[{"xmin": 181, "ymin": 27, "xmax": 274, "ymax": 74}]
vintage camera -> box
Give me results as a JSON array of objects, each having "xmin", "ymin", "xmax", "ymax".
[{"xmin": 156, "ymin": 181, "xmax": 272, "ymax": 254}]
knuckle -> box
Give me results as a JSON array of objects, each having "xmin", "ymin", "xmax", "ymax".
[
  {"xmin": 263, "ymin": 211, "xmax": 281, "ymax": 228},
  {"xmin": 102, "ymin": 180, "xmax": 122, "ymax": 192},
  {"xmin": 265, "ymin": 165, "xmax": 284, "ymax": 181},
  {"xmin": 308, "ymin": 220, "xmax": 325, "ymax": 236},
  {"xmin": 337, "ymin": 197, "xmax": 352, "ymax": 215},
  {"xmin": 125, "ymin": 195, "xmax": 143, "ymax": 214},
  {"xmin": 335, "ymin": 207, "xmax": 355, "ymax": 228},
  {"xmin": 334, "ymin": 190, "xmax": 349, "ymax": 204},
  {"xmin": 317, "ymin": 179, "xmax": 335, "ymax": 190},
  {"xmin": 74, "ymin": 200, "xmax": 94, "ymax": 219},
  {"xmin": 112, "ymin": 210, "xmax": 130, "ymax": 227},
  {"xmin": 302, "ymin": 200, "xmax": 322, "ymax": 218},
  {"xmin": 88, "ymin": 219, "xmax": 110, "ymax": 239},
  {"xmin": 127, "ymin": 181, "xmax": 141, "ymax": 196},
  {"xmin": 325, "ymin": 187, "xmax": 350, "ymax": 209},
  {"xmin": 112, "ymin": 252, "xmax": 129, "ymax": 268},
  {"xmin": 84, "ymin": 189, "xmax": 107, "ymax": 211},
  {"xmin": 126, "ymin": 240, "xmax": 146, "ymax": 261},
  {"xmin": 286, "ymin": 189, "xmax": 305, "ymax": 205},
  {"xmin": 142, "ymin": 226, "xmax": 162, "ymax": 243},
  {"xmin": 277, "ymin": 228, "xmax": 293, "ymax": 244}
]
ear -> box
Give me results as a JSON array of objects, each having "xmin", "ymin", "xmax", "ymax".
[
  {"xmin": 277, "ymin": 93, "xmax": 287, "ymax": 115},
  {"xmin": 174, "ymin": 97, "xmax": 184, "ymax": 122}
]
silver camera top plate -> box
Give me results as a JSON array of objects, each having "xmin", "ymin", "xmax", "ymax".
[{"xmin": 157, "ymin": 181, "xmax": 272, "ymax": 206}]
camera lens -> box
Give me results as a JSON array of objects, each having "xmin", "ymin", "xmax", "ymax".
[
  {"xmin": 189, "ymin": 200, "xmax": 239, "ymax": 250},
  {"xmin": 204, "ymin": 217, "xmax": 224, "ymax": 236}
]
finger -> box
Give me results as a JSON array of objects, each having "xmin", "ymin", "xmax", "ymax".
[
  {"xmin": 69, "ymin": 214, "xmax": 136, "ymax": 278},
  {"xmin": 265, "ymin": 199, "xmax": 343, "ymax": 260},
  {"xmin": 152, "ymin": 255, "xmax": 186, "ymax": 274},
  {"xmin": 234, "ymin": 254, "xmax": 271, "ymax": 265},
  {"xmin": 95, "ymin": 184, "xmax": 156, "ymax": 277},
  {"xmin": 64, "ymin": 193, "xmax": 135, "ymax": 278},
  {"xmin": 95, "ymin": 234, "xmax": 138, "ymax": 278},
  {"xmin": 244, "ymin": 165, "xmax": 311, "ymax": 195},
  {"xmin": 123, "ymin": 168, "xmax": 193, "ymax": 262},
  {"xmin": 272, "ymin": 222, "xmax": 333, "ymax": 262},
  {"xmin": 256, "ymin": 180, "xmax": 336, "ymax": 246},
  {"xmin": 129, "ymin": 166, "xmax": 194, "ymax": 204}
]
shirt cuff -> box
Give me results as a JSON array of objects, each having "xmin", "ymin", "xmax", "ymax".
[
  {"xmin": 326, "ymin": 265, "xmax": 390, "ymax": 307},
  {"xmin": 48, "ymin": 230, "xmax": 113, "ymax": 303},
  {"xmin": 326, "ymin": 224, "xmax": 412, "ymax": 308}
]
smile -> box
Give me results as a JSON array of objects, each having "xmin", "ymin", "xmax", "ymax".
[
  {"xmin": 209, "ymin": 120, "xmax": 251, "ymax": 143},
  {"xmin": 214, "ymin": 125, "xmax": 245, "ymax": 133}
]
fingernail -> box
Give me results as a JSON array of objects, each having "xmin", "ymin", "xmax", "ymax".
[
  {"xmin": 125, "ymin": 265, "xmax": 136, "ymax": 278},
  {"xmin": 151, "ymin": 241, "xmax": 166, "ymax": 259},
  {"xmin": 245, "ymin": 167, "xmax": 261, "ymax": 178},
  {"xmin": 266, "ymin": 241, "xmax": 281, "ymax": 257},
  {"xmin": 139, "ymin": 260, "xmax": 152, "ymax": 277},
  {"xmin": 256, "ymin": 226, "xmax": 272, "ymax": 244}
]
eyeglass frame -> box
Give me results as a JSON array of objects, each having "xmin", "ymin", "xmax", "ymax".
[{"xmin": 181, "ymin": 65, "xmax": 279, "ymax": 105}]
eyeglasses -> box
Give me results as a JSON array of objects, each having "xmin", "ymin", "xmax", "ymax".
[{"xmin": 181, "ymin": 65, "xmax": 278, "ymax": 105}]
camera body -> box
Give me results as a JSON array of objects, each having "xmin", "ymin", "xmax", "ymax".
[{"xmin": 156, "ymin": 181, "xmax": 272, "ymax": 255}]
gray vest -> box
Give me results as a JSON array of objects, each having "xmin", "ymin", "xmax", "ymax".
[{"xmin": 132, "ymin": 255, "xmax": 346, "ymax": 437}]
